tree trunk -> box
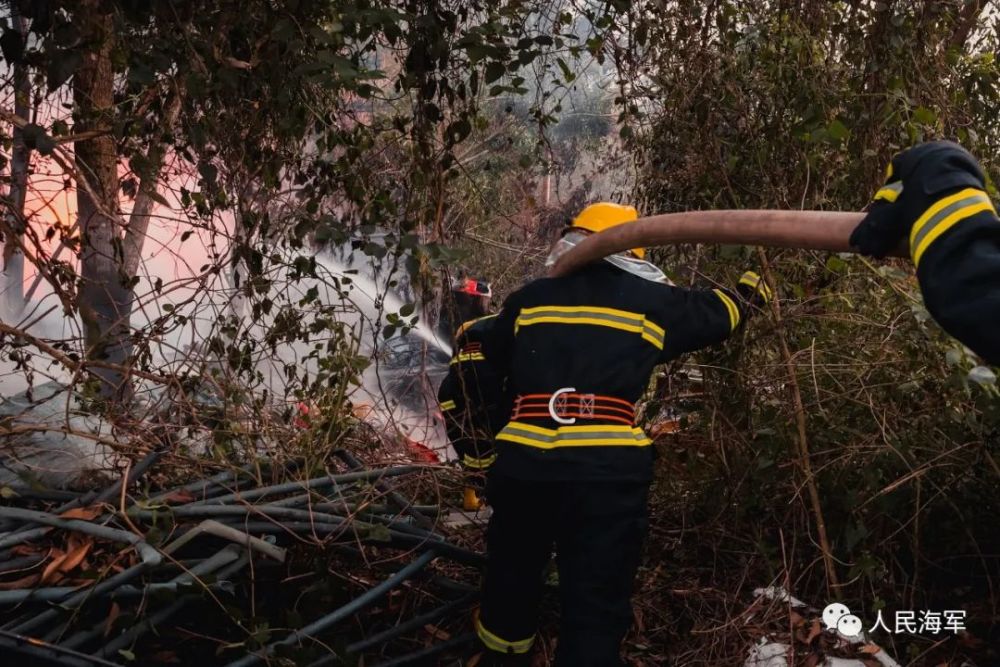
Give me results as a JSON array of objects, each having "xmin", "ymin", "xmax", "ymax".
[
  {"xmin": 2, "ymin": 7, "xmax": 30, "ymax": 317},
  {"xmin": 74, "ymin": 2, "xmax": 131, "ymax": 402},
  {"xmin": 122, "ymin": 88, "xmax": 183, "ymax": 278}
]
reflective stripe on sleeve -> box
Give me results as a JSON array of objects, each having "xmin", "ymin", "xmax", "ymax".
[
  {"xmin": 910, "ymin": 188, "xmax": 996, "ymax": 266},
  {"xmin": 455, "ymin": 313, "xmax": 498, "ymax": 338},
  {"xmin": 713, "ymin": 289, "xmax": 741, "ymax": 331},
  {"xmin": 462, "ymin": 452, "xmax": 497, "ymax": 469},
  {"xmin": 450, "ymin": 352, "xmax": 486, "ymax": 364},
  {"xmin": 475, "ymin": 615, "xmax": 535, "ymax": 654},
  {"xmin": 439, "ymin": 400, "xmax": 457, "ymax": 412},
  {"xmin": 496, "ymin": 421, "xmax": 652, "ymax": 449},
  {"xmin": 514, "ymin": 305, "xmax": 664, "ymax": 350},
  {"xmin": 738, "ymin": 270, "xmax": 772, "ymax": 302},
  {"xmin": 873, "ymin": 181, "xmax": 903, "ymax": 203}
]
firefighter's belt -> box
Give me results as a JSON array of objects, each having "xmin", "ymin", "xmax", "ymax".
[{"xmin": 512, "ymin": 392, "xmax": 636, "ymax": 425}]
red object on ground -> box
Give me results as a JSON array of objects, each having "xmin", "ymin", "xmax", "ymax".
[
  {"xmin": 405, "ymin": 437, "xmax": 441, "ymax": 463},
  {"xmin": 293, "ymin": 402, "xmax": 311, "ymax": 429}
]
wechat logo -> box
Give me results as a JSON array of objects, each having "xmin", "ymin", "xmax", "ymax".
[{"xmin": 822, "ymin": 602, "xmax": 863, "ymax": 637}]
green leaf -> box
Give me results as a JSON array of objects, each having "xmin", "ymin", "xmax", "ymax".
[
  {"xmin": 366, "ymin": 523, "xmax": 392, "ymax": 542},
  {"xmin": 826, "ymin": 119, "xmax": 850, "ymax": 142},
  {"xmin": 47, "ymin": 49, "xmax": 83, "ymax": 92},
  {"xmin": 913, "ymin": 106, "xmax": 937, "ymax": 125},
  {"xmin": 198, "ymin": 162, "xmax": 218, "ymax": 186},
  {"xmin": 148, "ymin": 190, "xmax": 171, "ymax": 208},
  {"xmin": 484, "ymin": 61, "xmax": 505, "ymax": 84},
  {"xmin": 118, "ymin": 650, "xmax": 136, "ymax": 662},
  {"xmin": 825, "ymin": 256, "xmax": 848, "ymax": 273},
  {"xmin": 21, "ymin": 123, "xmax": 56, "ymax": 156},
  {"xmin": 556, "ymin": 58, "xmax": 575, "ymax": 83}
]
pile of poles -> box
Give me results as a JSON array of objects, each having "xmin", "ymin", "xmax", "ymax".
[{"xmin": 0, "ymin": 449, "xmax": 482, "ymax": 666}]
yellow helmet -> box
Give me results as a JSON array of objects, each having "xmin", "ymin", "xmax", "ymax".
[{"xmin": 569, "ymin": 202, "xmax": 645, "ymax": 259}]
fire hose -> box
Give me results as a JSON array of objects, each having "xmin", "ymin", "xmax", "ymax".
[{"xmin": 547, "ymin": 209, "xmax": 908, "ymax": 277}]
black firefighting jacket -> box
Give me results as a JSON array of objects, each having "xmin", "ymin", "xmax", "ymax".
[
  {"xmin": 482, "ymin": 261, "xmax": 766, "ymax": 482},
  {"xmin": 437, "ymin": 315, "xmax": 508, "ymax": 471},
  {"xmin": 912, "ymin": 193, "xmax": 1000, "ymax": 366}
]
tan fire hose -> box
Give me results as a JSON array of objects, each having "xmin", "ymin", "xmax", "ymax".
[{"xmin": 547, "ymin": 210, "xmax": 908, "ymax": 277}]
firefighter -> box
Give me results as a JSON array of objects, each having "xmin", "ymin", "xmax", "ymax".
[
  {"xmin": 850, "ymin": 140, "xmax": 1000, "ymax": 365},
  {"xmin": 437, "ymin": 278, "xmax": 507, "ymax": 510},
  {"xmin": 474, "ymin": 202, "xmax": 773, "ymax": 666}
]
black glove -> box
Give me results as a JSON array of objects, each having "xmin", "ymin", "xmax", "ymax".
[{"xmin": 850, "ymin": 141, "xmax": 987, "ymax": 259}]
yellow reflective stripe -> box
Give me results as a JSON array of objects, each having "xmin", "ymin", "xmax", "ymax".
[
  {"xmin": 873, "ymin": 181, "xmax": 903, "ymax": 203},
  {"xmin": 738, "ymin": 270, "xmax": 772, "ymax": 302},
  {"xmin": 456, "ymin": 313, "xmax": 498, "ymax": 338},
  {"xmin": 462, "ymin": 452, "xmax": 496, "ymax": 469},
  {"xmin": 496, "ymin": 421, "xmax": 652, "ymax": 449},
  {"xmin": 476, "ymin": 616, "xmax": 534, "ymax": 654},
  {"xmin": 910, "ymin": 188, "xmax": 996, "ymax": 266},
  {"xmin": 885, "ymin": 162, "xmax": 894, "ymax": 180},
  {"xmin": 514, "ymin": 305, "xmax": 665, "ymax": 350},
  {"xmin": 713, "ymin": 289, "xmax": 740, "ymax": 331},
  {"xmin": 450, "ymin": 352, "xmax": 486, "ymax": 364},
  {"xmin": 439, "ymin": 400, "xmax": 456, "ymax": 412},
  {"xmin": 520, "ymin": 305, "xmax": 642, "ymax": 318}
]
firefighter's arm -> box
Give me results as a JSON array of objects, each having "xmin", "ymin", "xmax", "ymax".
[
  {"xmin": 850, "ymin": 140, "xmax": 1000, "ymax": 365},
  {"xmin": 661, "ymin": 271, "xmax": 773, "ymax": 358},
  {"xmin": 480, "ymin": 289, "xmax": 520, "ymax": 378},
  {"xmin": 915, "ymin": 214, "xmax": 1000, "ymax": 365},
  {"xmin": 436, "ymin": 365, "xmax": 466, "ymax": 447}
]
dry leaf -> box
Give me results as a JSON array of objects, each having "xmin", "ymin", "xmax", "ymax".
[
  {"xmin": 12, "ymin": 540, "xmax": 49, "ymax": 556},
  {"xmin": 41, "ymin": 550, "xmax": 69, "ymax": 585},
  {"xmin": 790, "ymin": 610, "xmax": 805, "ymax": 627},
  {"xmin": 104, "ymin": 601, "xmax": 121, "ymax": 638},
  {"xmin": 60, "ymin": 506, "xmax": 101, "ymax": 521},
  {"xmin": 150, "ymin": 650, "xmax": 180, "ymax": 664},
  {"xmin": 163, "ymin": 489, "xmax": 196, "ymax": 504},
  {"xmin": 859, "ymin": 644, "xmax": 882, "ymax": 655},
  {"xmin": 0, "ymin": 573, "xmax": 41, "ymax": 590},
  {"xmin": 805, "ymin": 620, "xmax": 822, "ymax": 644},
  {"xmin": 60, "ymin": 540, "xmax": 93, "ymax": 573},
  {"xmin": 804, "ymin": 654, "xmax": 820, "ymax": 667},
  {"xmin": 423, "ymin": 624, "xmax": 451, "ymax": 641}
]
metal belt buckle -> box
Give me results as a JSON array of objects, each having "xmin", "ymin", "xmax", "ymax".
[{"xmin": 549, "ymin": 387, "xmax": 576, "ymax": 425}]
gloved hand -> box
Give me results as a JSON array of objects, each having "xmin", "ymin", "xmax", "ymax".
[
  {"xmin": 461, "ymin": 469, "xmax": 488, "ymax": 510},
  {"xmin": 850, "ymin": 141, "xmax": 987, "ymax": 259},
  {"xmin": 463, "ymin": 486, "xmax": 485, "ymax": 511},
  {"xmin": 735, "ymin": 270, "xmax": 773, "ymax": 309}
]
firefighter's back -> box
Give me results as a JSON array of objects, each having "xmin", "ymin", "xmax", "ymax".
[{"xmin": 490, "ymin": 262, "xmax": 681, "ymax": 483}]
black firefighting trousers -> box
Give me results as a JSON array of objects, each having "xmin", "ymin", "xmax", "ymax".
[{"xmin": 477, "ymin": 473, "xmax": 650, "ymax": 666}]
